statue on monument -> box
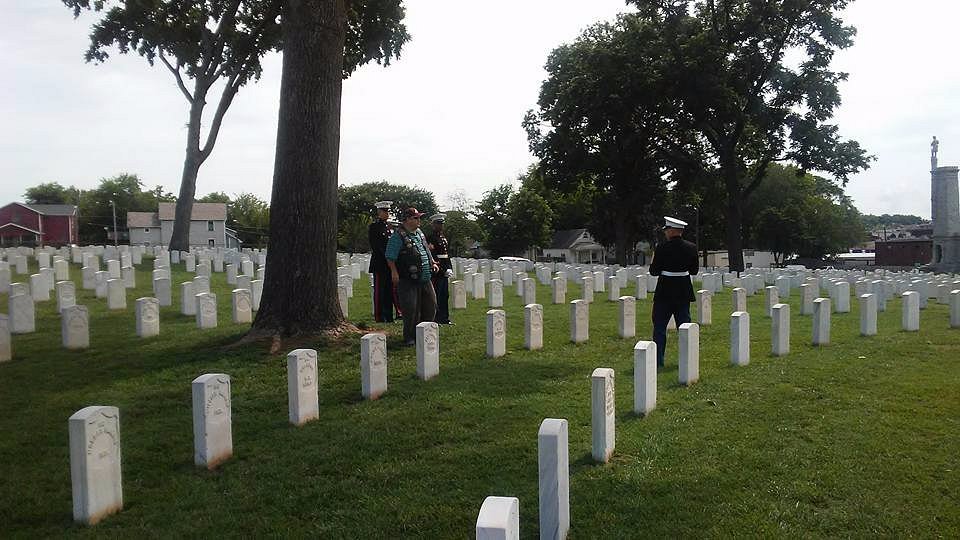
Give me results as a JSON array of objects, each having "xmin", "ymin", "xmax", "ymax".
[{"xmin": 931, "ymin": 136, "xmax": 939, "ymax": 169}]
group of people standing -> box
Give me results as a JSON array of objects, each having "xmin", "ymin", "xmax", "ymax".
[
  {"xmin": 367, "ymin": 199, "xmax": 699, "ymax": 365},
  {"xmin": 367, "ymin": 201, "xmax": 453, "ymax": 346}
]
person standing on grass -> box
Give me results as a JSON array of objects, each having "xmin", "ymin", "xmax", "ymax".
[
  {"xmin": 369, "ymin": 201, "xmax": 401, "ymax": 322},
  {"xmin": 649, "ymin": 216, "xmax": 699, "ymax": 367},
  {"xmin": 426, "ymin": 213, "xmax": 454, "ymax": 325},
  {"xmin": 386, "ymin": 207, "xmax": 440, "ymax": 345}
]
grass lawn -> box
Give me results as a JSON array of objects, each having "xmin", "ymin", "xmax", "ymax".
[{"xmin": 1, "ymin": 258, "xmax": 959, "ymax": 538}]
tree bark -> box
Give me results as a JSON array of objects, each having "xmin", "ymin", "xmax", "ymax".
[
  {"xmin": 169, "ymin": 92, "xmax": 206, "ymax": 252},
  {"xmin": 249, "ymin": 0, "xmax": 347, "ymax": 339},
  {"xmin": 724, "ymin": 165, "xmax": 745, "ymax": 272}
]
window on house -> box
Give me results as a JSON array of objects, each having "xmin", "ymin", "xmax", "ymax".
[
  {"xmin": 208, "ymin": 239, "xmax": 215, "ymax": 247},
  {"xmin": 207, "ymin": 220, "xmax": 215, "ymax": 231},
  {"xmin": 144, "ymin": 228, "xmax": 150, "ymax": 233}
]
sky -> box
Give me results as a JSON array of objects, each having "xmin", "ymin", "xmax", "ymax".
[{"xmin": 1, "ymin": 1, "xmax": 958, "ymax": 219}]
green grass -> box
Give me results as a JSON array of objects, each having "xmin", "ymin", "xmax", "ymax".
[{"xmin": 1, "ymin": 259, "xmax": 959, "ymax": 538}]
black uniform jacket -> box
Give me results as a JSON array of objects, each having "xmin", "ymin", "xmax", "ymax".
[
  {"xmin": 368, "ymin": 219, "xmax": 391, "ymax": 273},
  {"xmin": 426, "ymin": 231, "xmax": 452, "ymax": 276},
  {"xmin": 649, "ymin": 236, "xmax": 699, "ymax": 303}
]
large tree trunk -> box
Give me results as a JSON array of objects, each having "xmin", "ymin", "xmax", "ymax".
[
  {"xmin": 169, "ymin": 97, "xmax": 206, "ymax": 252},
  {"xmin": 724, "ymin": 167, "xmax": 745, "ymax": 272},
  {"xmin": 249, "ymin": 0, "xmax": 347, "ymax": 340}
]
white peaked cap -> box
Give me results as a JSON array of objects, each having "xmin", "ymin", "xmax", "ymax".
[
  {"xmin": 375, "ymin": 200, "xmax": 393, "ymax": 209},
  {"xmin": 430, "ymin": 213, "xmax": 446, "ymax": 222},
  {"xmin": 663, "ymin": 216, "xmax": 688, "ymax": 229}
]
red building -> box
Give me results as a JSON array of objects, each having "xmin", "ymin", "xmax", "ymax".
[{"xmin": 0, "ymin": 203, "xmax": 79, "ymax": 247}]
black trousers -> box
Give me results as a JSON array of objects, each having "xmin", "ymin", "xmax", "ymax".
[
  {"xmin": 433, "ymin": 275, "xmax": 450, "ymax": 323},
  {"xmin": 373, "ymin": 271, "xmax": 397, "ymax": 322},
  {"xmin": 652, "ymin": 300, "xmax": 692, "ymax": 367}
]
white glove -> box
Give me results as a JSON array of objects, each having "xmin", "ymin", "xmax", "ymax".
[{"xmin": 446, "ymin": 269, "xmax": 454, "ymax": 278}]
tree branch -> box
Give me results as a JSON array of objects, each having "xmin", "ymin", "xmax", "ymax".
[{"xmin": 158, "ymin": 50, "xmax": 194, "ymax": 103}]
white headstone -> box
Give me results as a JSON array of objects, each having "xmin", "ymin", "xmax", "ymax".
[
  {"xmin": 618, "ymin": 296, "xmax": 636, "ymax": 338},
  {"xmin": 181, "ymin": 282, "xmax": 196, "ymax": 315},
  {"xmin": 251, "ymin": 279, "xmax": 263, "ymax": 311},
  {"xmin": 538, "ymin": 418, "xmax": 569, "ymax": 540},
  {"xmin": 488, "ymin": 279, "xmax": 504, "ymax": 308},
  {"xmin": 696, "ymin": 290, "xmax": 712, "ymax": 326},
  {"xmin": 551, "ymin": 276, "xmax": 566, "ymax": 304},
  {"xmin": 195, "ymin": 293, "xmax": 218, "ymax": 329},
  {"xmin": 0, "ymin": 315, "xmax": 11, "ymax": 362},
  {"xmin": 155, "ymin": 277, "xmax": 172, "ymax": 307},
  {"xmin": 591, "ymin": 367, "xmax": 615, "ymax": 463},
  {"xmin": 338, "ymin": 285, "xmax": 349, "ymax": 318},
  {"xmin": 634, "ymin": 274, "xmax": 648, "ymax": 300},
  {"xmin": 732, "ymin": 287, "xmax": 747, "ymax": 313},
  {"xmin": 833, "ymin": 281, "xmax": 850, "ymax": 313},
  {"xmin": 522, "ymin": 278, "xmax": 536, "ymax": 305},
  {"xmin": 62, "ymin": 305, "xmax": 90, "ymax": 349},
  {"xmin": 56, "ymin": 280, "xmax": 76, "ymax": 313},
  {"xmin": 581, "ymin": 276, "xmax": 594, "ymax": 304},
  {"xmin": 452, "ymin": 280, "xmax": 467, "ymax": 309},
  {"xmin": 106, "ymin": 279, "xmax": 126, "ymax": 310},
  {"xmin": 799, "ymin": 284, "xmax": 815, "ymax": 316},
  {"xmin": 771, "ymin": 303, "xmax": 790, "ymax": 356},
  {"xmin": 476, "ymin": 496, "xmax": 520, "ymax": 540},
  {"xmin": 472, "ymin": 273, "xmax": 486, "ymax": 299},
  {"xmin": 634, "ymin": 341, "xmax": 656, "ymax": 415},
  {"xmin": 859, "ymin": 293, "xmax": 877, "ymax": 336},
  {"xmin": 730, "ymin": 311, "xmax": 750, "ymax": 366},
  {"xmin": 901, "ymin": 291, "xmax": 920, "ymax": 331},
  {"xmin": 416, "ymin": 322, "xmax": 440, "ymax": 380},
  {"xmin": 9, "ymin": 293, "xmax": 35, "ymax": 334},
  {"xmin": 524, "ymin": 303, "xmax": 543, "ymax": 351},
  {"xmin": 812, "ymin": 298, "xmax": 831, "ymax": 345},
  {"xmin": 287, "ymin": 349, "xmax": 320, "ymax": 426},
  {"xmin": 82, "ymin": 266, "xmax": 96, "ymax": 290},
  {"xmin": 135, "ymin": 297, "xmax": 160, "ymax": 338},
  {"xmin": 54, "ymin": 259, "xmax": 69, "ymax": 281},
  {"xmin": 191, "ymin": 373, "xmax": 233, "ymax": 469},
  {"xmin": 950, "ymin": 290, "xmax": 960, "ymax": 328},
  {"xmin": 570, "ymin": 299, "xmax": 589, "ymax": 343},
  {"xmin": 776, "ymin": 275, "xmax": 791, "ymax": 298},
  {"xmin": 360, "ymin": 333, "xmax": 388, "ymax": 400},
  {"xmin": 121, "ymin": 266, "xmax": 136, "ymax": 289},
  {"xmin": 232, "ymin": 289, "xmax": 252, "ymax": 324},
  {"xmin": 764, "ymin": 286, "xmax": 779, "ymax": 317},
  {"xmin": 678, "ymin": 322, "xmax": 700, "ymax": 386},
  {"xmin": 30, "ymin": 273, "xmax": 50, "ymax": 302},
  {"xmin": 486, "ymin": 309, "xmax": 506, "ymax": 358},
  {"xmin": 69, "ymin": 405, "xmax": 123, "ymax": 525}
]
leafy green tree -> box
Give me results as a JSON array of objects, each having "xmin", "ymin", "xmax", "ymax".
[
  {"xmin": 474, "ymin": 182, "xmax": 553, "ymax": 258},
  {"xmin": 251, "ymin": 0, "xmax": 410, "ymax": 341},
  {"xmin": 442, "ymin": 210, "xmax": 482, "ymax": 257},
  {"xmin": 474, "ymin": 184, "xmax": 517, "ymax": 257},
  {"xmin": 518, "ymin": 167, "xmax": 595, "ymax": 232},
  {"xmin": 77, "ymin": 173, "xmax": 166, "ymax": 242},
  {"xmin": 229, "ymin": 192, "xmax": 270, "ymax": 247},
  {"xmin": 860, "ymin": 214, "xmax": 925, "ymax": 230},
  {"xmin": 65, "ymin": 0, "xmax": 408, "ymax": 254},
  {"xmin": 198, "ymin": 192, "xmax": 232, "ymax": 204},
  {"xmin": 337, "ymin": 181, "xmax": 438, "ymax": 253},
  {"xmin": 524, "ymin": 15, "xmax": 678, "ymax": 264},
  {"xmin": 745, "ymin": 164, "xmax": 865, "ymax": 263},
  {"xmin": 630, "ymin": 0, "xmax": 873, "ymax": 271},
  {"xmin": 24, "ymin": 182, "xmax": 74, "ymax": 205}
]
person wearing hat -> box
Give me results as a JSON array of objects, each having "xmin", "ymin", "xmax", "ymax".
[
  {"xmin": 426, "ymin": 213, "xmax": 454, "ymax": 325},
  {"xmin": 649, "ymin": 216, "xmax": 699, "ymax": 367},
  {"xmin": 385, "ymin": 207, "xmax": 441, "ymax": 345},
  {"xmin": 368, "ymin": 201, "xmax": 400, "ymax": 322}
]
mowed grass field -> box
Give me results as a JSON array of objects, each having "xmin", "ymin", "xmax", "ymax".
[{"xmin": 1, "ymin": 257, "xmax": 959, "ymax": 538}]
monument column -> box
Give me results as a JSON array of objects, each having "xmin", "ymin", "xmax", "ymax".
[{"xmin": 930, "ymin": 136, "xmax": 960, "ymax": 272}]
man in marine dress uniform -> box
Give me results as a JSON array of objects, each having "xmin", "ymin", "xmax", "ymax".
[
  {"xmin": 369, "ymin": 201, "xmax": 399, "ymax": 322},
  {"xmin": 649, "ymin": 216, "xmax": 699, "ymax": 367},
  {"xmin": 426, "ymin": 213, "xmax": 453, "ymax": 325}
]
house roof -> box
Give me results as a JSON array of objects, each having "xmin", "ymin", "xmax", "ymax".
[
  {"xmin": 548, "ymin": 229, "xmax": 589, "ymax": 250},
  {"xmin": 127, "ymin": 212, "xmax": 161, "ymax": 228},
  {"xmin": 158, "ymin": 202, "xmax": 227, "ymax": 221},
  {"xmin": 2, "ymin": 203, "xmax": 77, "ymax": 216},
  {"xmin": 0, "ymin": 222, "xmax": 42, "ymax": 235}
]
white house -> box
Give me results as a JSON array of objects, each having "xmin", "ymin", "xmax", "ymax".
[
  {"xmin": 542, "ymin": 229, "xmax": 607, "ymax": 264},
  {"xmin": 128, "ymin": 203, "xmax": 240, "ymax": 248}
]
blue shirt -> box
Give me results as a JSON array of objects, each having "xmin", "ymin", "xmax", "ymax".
[{"xmin": 385, "ymin": 227, "xmax": 432, "ymax": 283}]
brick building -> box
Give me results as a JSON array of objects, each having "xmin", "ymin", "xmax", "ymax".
[{"xmin": 874, "ymin": 238, "xmax": 932, "ymax": 267}]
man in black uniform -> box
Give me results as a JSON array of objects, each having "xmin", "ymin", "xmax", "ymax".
[
  {"xmin": 368, "ymin": 200, "xmax": 397, "ymax": 322},
  {"xmin": 649, "ymin": 216, "xmax": 699, "ymax": 367},
  {"xmin": 426, "ymin": 213, "xmax": 453, "ymax": 324}
]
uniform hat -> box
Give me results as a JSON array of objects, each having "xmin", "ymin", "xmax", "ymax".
[
  {"xmin": 663, "ymin": 216, "xmax": 688, "ymax": 230},
  {"xmin": 400, "ymin": 207, "xmax": 426, "ymax": 220},
  {"xmin": 430, "ymin": 213, "xmax": 446, "ymax": 223},
  {"xmin": 374, "ymin": 200, "xmax": 392, "ymax": 210}
]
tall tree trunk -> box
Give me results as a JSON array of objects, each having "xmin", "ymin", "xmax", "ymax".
[
  {"xmin": 250, "ymin": 0, "xmax": 347, "ymax": 339},
  {"xmin": 169, "ymin": 96, "xmax": 206, "ymax": 252},
  {"xmin": 724, "ymin": 167, "xmax": 745, "ymax": 272}
]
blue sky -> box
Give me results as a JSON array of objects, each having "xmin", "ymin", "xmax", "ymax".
[{"xmin": 1, "ymin": 0, "xmax": 958, "ymax": 218}]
